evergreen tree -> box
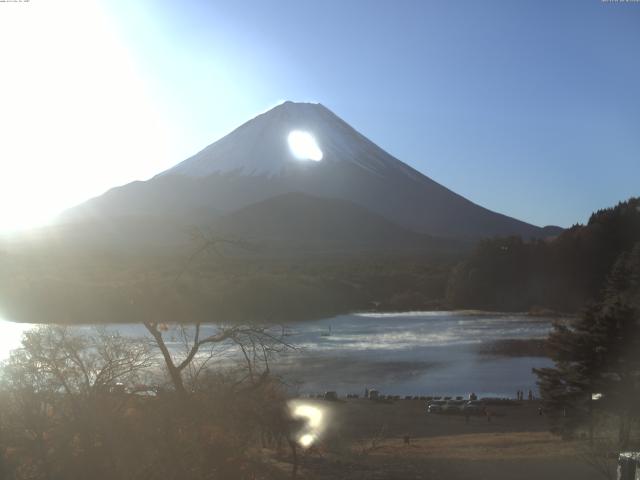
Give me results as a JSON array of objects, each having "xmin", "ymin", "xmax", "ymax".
[
  {"xmin": 447, "ymin": 197, "xmax": 640, "ymax": 312},
  {"xmin": 534, "ymin": 242, "xmax": 640, "ymax": 446}
]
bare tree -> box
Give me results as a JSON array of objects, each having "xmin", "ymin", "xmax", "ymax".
[
  {"xmin": 0, "ymin": 325, "xmax": 154, "ymax": 480},
  {"xmin": 143, "ymin": 322, "xmax": 293, "ymax": 396},
  {"xmin": 7, "ymin": 325, "xmax": 152, "ymax": 399},
  {"xmin": 148, "ymin": 230, "xmax": 293, "ymax": 396}
]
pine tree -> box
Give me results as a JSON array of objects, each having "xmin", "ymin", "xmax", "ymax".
[{"xmin": 534, "ymin": 242, "xmax": 640, "ymax": 447}]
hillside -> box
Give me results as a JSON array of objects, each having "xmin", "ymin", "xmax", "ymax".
[
  {"xmin": 211, "ymin": 192, "xmax": 456, "ymax": 253},
  {"xmin": 447, "ymin": 197, "xmax": 640, "ymax": 312}
]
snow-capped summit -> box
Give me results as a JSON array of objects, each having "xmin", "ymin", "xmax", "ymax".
[
  {"xmin": 62, "ymin": 101, "xmax": 561, "ymax": 239},
  {"xmin": 161, "ymin": 101, "xmax": 415, "ymax": 179}
]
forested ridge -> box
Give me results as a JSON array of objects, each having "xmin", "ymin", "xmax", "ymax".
[
  {"xmin": 447, "ymin": 197, "xmax": 640, "ymax": 312},
  {"xmin": 534, "ymin": 241, "xmax": 640, "ymax": 446}
]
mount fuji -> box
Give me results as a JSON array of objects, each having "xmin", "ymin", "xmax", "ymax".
[{"xmin": 61, "ymin": 101, "xmax": 561, "ymax": 247}]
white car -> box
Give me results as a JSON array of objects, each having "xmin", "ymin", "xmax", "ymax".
[{"xmin": 427, "ymin": 400, "xmax": 446, "ymax": 413}]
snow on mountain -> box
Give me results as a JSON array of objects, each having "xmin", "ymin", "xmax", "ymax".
[
  {"xmin": 161, "ymin": 101, "xmax": 419, "ymax": 180},
  {"xmin": 61, "ymin": 101, "xmax": 560, "ymax": 240}
]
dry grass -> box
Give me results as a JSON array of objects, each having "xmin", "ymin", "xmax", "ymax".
[{"xmin": 366, "ymin": 431, "xmax": 586, "ymax": 461}]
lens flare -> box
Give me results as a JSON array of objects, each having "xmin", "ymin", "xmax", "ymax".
[
  {"xmin": 299, "ymin": 434, "xmax": 315, "ymax": 447},
  {"xmin": 293, "ymin": 404, "xmax": 323, "ymax": 428},
  {"xmin": 289, "ymin": 401, "xmax": 326, "ymax": 448},
  {"xmin": 287, "ymin": 130, "xmax": 323, "ymax": 161}
]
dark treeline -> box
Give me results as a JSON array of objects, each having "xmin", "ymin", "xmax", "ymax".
[
  {"xmin": 447, "ymin": 197, "xmax": 640, "ymax": 312},
  {"xmin": 0, "ymin": 248, "xmax": 456, "ymax": 325},
  {"xmin": 534, "ymin": 239, "xmax": 640, "ymax": 449}
]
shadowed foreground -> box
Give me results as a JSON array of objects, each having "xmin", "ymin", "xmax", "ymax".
[
  {"xmin": 0, "ymin": 326, "xmax": 625, "ymax": 479},
  {"xmin": 265, "ymin": 399, "xmax": 611, "ymax": 480}
]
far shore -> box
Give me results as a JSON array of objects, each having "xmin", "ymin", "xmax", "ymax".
[{"xmin": 477, "ymin": 338, "xmax": 550, "ymax": 358}]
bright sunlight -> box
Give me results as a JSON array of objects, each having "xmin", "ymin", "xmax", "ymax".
[
  {"xmin": 287, "ymin": 130, "xmax": 323, "ymax": 162},
  {"xmin": 0, "ymin": 0, "xmax": 171, "ymax": 232}
]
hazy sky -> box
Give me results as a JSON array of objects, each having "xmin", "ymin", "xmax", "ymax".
[{"xmin": 1, "ymin": 0, "xmax": 638, "ymax": 231}]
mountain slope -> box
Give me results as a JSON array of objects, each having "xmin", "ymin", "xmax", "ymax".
[
  {"xmin": 16, "ymin": 193, "xmax": 459, "ymax": 255},
  {"xmin": 211, "ymin": 192, "xmax": 445, "ymax": 252},
  {"xmin": 62, "ymin": 101, "xmax": 560, "ymax": 239}
]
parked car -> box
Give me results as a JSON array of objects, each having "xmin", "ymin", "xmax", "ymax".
[
  {"xmin": 442, "ymin": 400, "xmax": 467, "ymax": 413},
  {"xmin": 427, "ymin": 400, "xmax": 446, "ymax": 413},
  {"xmin": 462, "ymin": 400, "xmax": 485, "ymax": 414}
]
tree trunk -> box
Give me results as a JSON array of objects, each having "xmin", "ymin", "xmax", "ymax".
[
  {"xmin": 288, "ymin": 438, "xmax": 298, "ymax": 479},
  {"xmin": 618, "ymin": 413, "xmax": 631, "ymax": 449},
  {"xmin": 144, "ymin": 323, "xmax": 187, "ymax": 396}
]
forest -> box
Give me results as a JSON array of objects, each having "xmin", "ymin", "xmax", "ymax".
[
  {"xmin": 534, "ymin": 240, "xmax": 640, "ymax": 448},
  {"xmin": 447, "ymin": 197, "xmax": 640, "ymax": 313}
]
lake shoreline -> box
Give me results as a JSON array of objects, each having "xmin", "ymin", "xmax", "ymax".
[
  {"xmin": 0, "ymin": 311, "xmax": 555, "ymax": 397},
  {"xmin": 2, "ymin": 307, "xmax": 577, "ymax": 326},
  {"xmin": 476, "ymin": 338, "xmax": 550, "ymax": 358}
]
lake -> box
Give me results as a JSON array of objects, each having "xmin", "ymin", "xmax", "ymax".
[
  {"xmin": 0, "ymin": 311, "xmax": 554, "ymax": 398},
  {"xmin": 277, "ymin": 311, "xmax": 554, "ymax": 398}
]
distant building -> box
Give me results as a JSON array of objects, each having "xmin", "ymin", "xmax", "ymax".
[{"xmin": 324, "ymin": 391, "xmax": 338, "ymax": 401}]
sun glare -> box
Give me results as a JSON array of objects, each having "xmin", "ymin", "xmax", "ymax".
[
  {"xmin": 287, "ymin": 131, "xmax": 323, "ymax": 161},
  {"xmin": 0, "ymin": 0, "xmax": 171, "ymax": 233},
  {"xmin": 0, "ymin": 319, "xmax": 33, "ymax": 361}
]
